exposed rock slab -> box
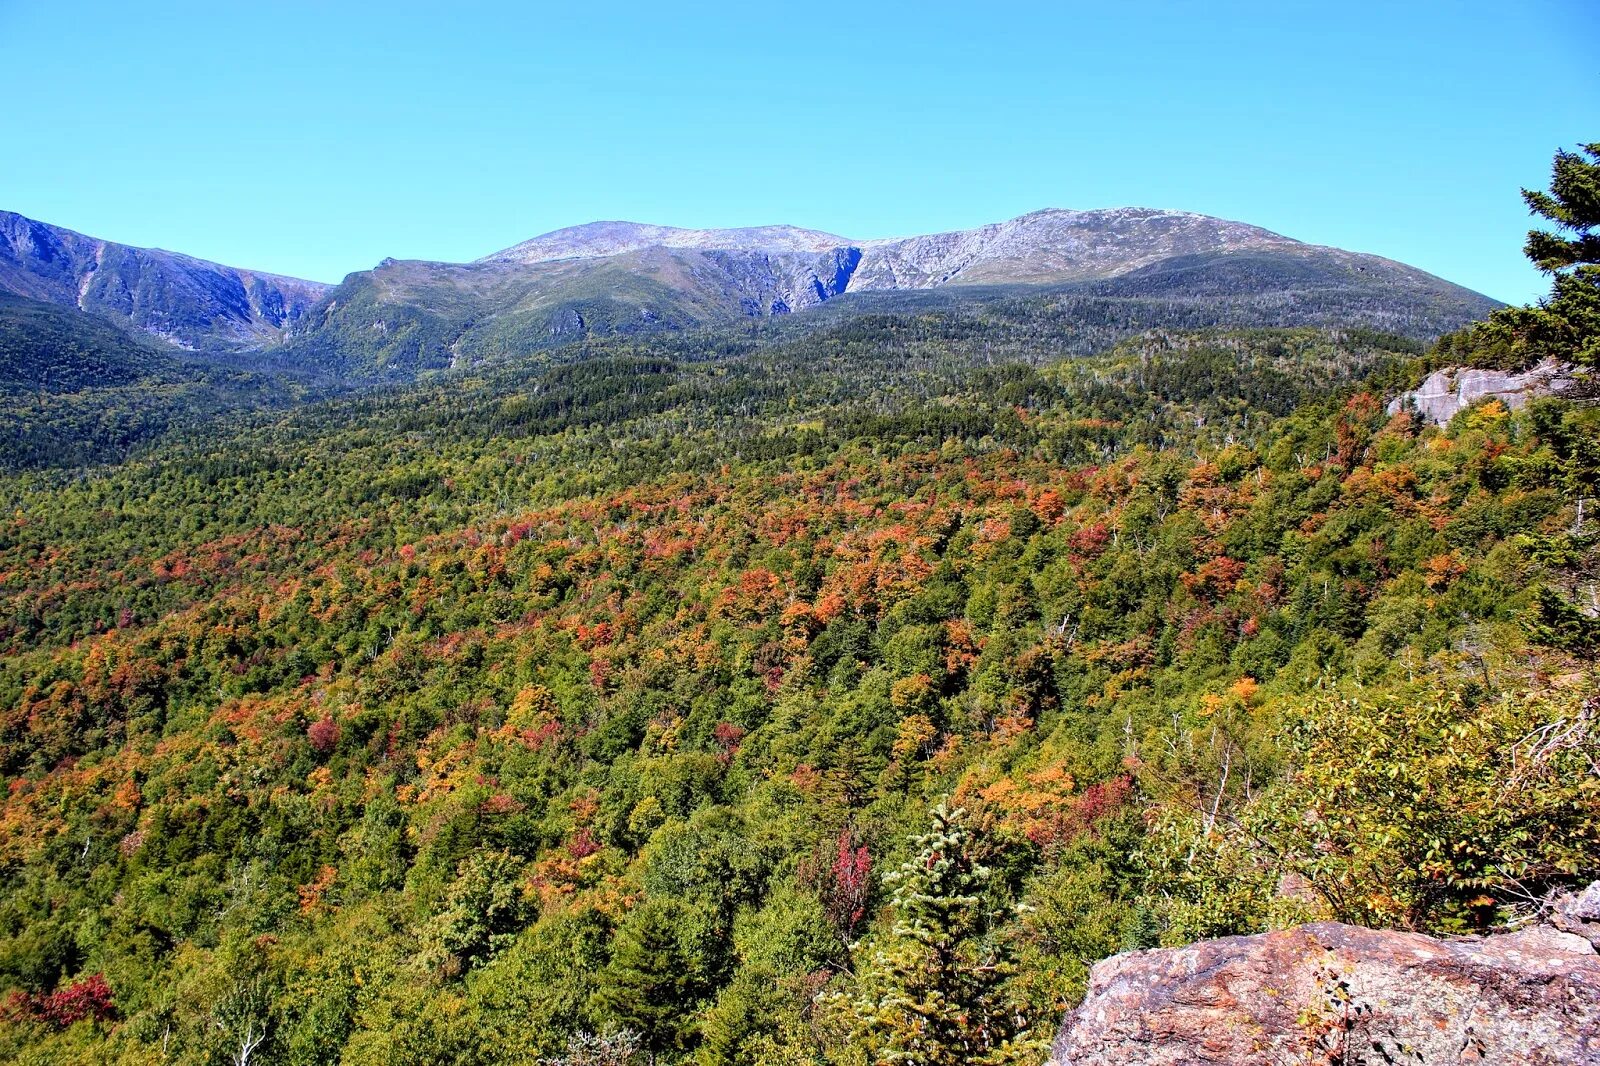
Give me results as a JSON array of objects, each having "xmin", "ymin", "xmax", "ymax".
[
  {"xmin": 1386, "ymin": 359, "xmax": 1576, "ymax": 424},
  {"xmin": 1049, "ymin": 920, "xmax": 1600, "ymax": 1065}
]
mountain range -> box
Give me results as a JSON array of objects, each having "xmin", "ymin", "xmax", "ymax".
[{"xmin": 1, "ymin": 206, "xmax": 1499, "ymax": 381}]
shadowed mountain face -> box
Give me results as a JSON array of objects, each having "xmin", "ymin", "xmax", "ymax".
[
  {"xmin": 0, "ymin": 292, "xmax": 297, "ymax": 470},
  {"xmin": 0, "ymin": 211, "xmax": 330, "ymax": 350}
]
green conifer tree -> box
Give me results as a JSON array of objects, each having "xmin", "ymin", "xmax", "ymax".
[
  {"xmin": 851, "ymin": 801, "xmax": 1037, "ymax": 1066},
  {"xmin": 591, "ymin": 899, "xmax": 700, "ymax": 1062},
  {"xmin": 1482, "ymin": 141, "xmax": 1600, "ymax": 368}
]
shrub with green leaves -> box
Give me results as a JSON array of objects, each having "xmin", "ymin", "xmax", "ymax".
[{"xmin": 1147, "ymin": 676, "xmax": 1600, "ymax": 939}]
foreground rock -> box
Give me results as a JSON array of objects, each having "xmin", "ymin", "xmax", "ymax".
[{"xmin": 1050, "ymin": 916, "xmax": 1600, "ymax": 1065}]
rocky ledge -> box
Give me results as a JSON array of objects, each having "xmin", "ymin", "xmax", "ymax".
[
  {"xmin": 1385, "ymin": 358, "xmax": 1578, "ymax": 424},
  {"xmin": 1049, "ymin": 884, "xmax": 1600, "ymax": 1065}
]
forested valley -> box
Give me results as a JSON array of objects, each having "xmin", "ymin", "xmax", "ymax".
[{"xmin": 0, "ymin": 149, "xmax": 1597, "ymax": 1066}]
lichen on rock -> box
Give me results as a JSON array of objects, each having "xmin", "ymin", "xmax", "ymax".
[{"xmin": 1049, "ymin": 893, "xmax": 1600, "ymax": 1065}]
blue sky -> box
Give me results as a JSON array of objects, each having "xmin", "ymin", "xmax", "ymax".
[{"xmin": 2, "ymin": 1, "xmax": 1594, "ymax": 303}]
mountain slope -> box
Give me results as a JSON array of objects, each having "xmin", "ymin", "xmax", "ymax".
[
  {"xmin": 282, "ymin": 244, "xmax": 867, "ymax": 376},
  {"xmin": 850, "ymin": 207, "xmax": 1303, "ymax": 288},
  {"xmin": 482, "ymin": 220, "xmax": 853, "ymax": 263},
  {"xmin": 0, "ymin": 293, "xmax": 297, "ymax": 469},
  {"xmin": 0, "ymin": 211, "xmax": 330, "ymax": 350},
  {"xmin": 478, "ymin": 207, "xmax": 1458, "ymax": 293},
  {"xmin": 0, "ymin": 304, "xmax": 1593, "ymax": 1063},
  {"xmin": 477, "ymin": 208, "xmax": 1295, "ymax": 285},
  {"xmin": 0, "ymin": 292, "xmax": 173, "ymax": 395}
]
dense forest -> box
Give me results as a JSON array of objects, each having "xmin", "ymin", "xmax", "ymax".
[{"xmin": 0, "ymin": 148, "xmax": 1596, "ymax": 1066}]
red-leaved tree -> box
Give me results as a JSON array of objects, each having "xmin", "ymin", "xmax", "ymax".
[
  {"xmin": 5, "ymin": 974, "xmax": 116, "ymax": 1028},
  {"xmin": 307, "ymin": 715, "xmax": 340, "ymax": 754},
  {"xmin": 800, "ymin": 829, "xmax": 873, "ymax": 950}
]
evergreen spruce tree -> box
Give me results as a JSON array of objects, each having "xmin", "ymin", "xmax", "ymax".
[
  {"xmin": 1481, "ymin": 141, "xmax": 1600, "ymax": 368},
  {"xmin": 591, "ymin": 899, "xmax": 699, "ymax": 1063},
  {"xmin": 1523, "ymin": 143, "xmax": 1600, "ymax": 275},
  {"xmin": 852, "ymin": 801, "xmax": 1036, "ymax": 1066}
]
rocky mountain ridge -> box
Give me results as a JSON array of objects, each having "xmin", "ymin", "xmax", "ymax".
[
  {"xmin": 480, "ymin": 208, "xmax": 1307, "ymax": 291},
  {"xmin": 862, "ymin": 207, "xmax": 1305, "ymax": 289},
  {"xmin": 0, "ymin": 211, "xmax": 330, "ymax": 350},
  {"xmin": 479, "ymin": 208, "xmax": 1300, "ymax": 285},
  {"xmin": 289, "ymin": 208, "xmax": 1499, "ymax": 377},
  {"xmin": 0, "ymin": 206, "xmax": 1502, "ymax": 379},
  {"xmin": 481, "ymin": 220, "xmax": 853, "ymax": 262}
]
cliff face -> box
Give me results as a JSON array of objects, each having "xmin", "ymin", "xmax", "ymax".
[
  {"xmin": 1386, "ymin": 359, "xmax": 1579, "ymax": 424},
  {"xmin": 1050, "ymin": 885, "xmax": 1600, "ymax": 1066}
]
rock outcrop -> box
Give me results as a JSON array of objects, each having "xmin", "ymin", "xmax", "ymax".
[
  {"xmin": 1050, "ymin": 898, "xmax": 1600, "ymax": 1065},
  {"xmin": 1386, "ymin": 359, "xmax": 1577, "ymax": 424}
]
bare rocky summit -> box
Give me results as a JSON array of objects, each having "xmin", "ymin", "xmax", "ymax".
[
  {"xmin": 482, "ymin": 208, "xmax": 1309, "ymax": 291},
  {"xmin": 1049, "ymin": 890, "xmax": 1600, "ymax": 1065},
  {"xmin": 851, "ymin": 207, "xmax": 1304, "ymax": 289},
  {"xmin": 481, "ymin": 221, "xmax": 853, "ymax": 263}
]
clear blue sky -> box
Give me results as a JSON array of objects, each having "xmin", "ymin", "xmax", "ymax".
[{"xmin": 2, "ymin": 1, "xmax": 1594, "ymax": 304}]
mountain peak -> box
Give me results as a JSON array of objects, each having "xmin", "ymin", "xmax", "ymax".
[
  {"xmin": 0, "ymin": 205, "xmax": 1495, "ymax": 374},
  {"xmin": 480, "ymin": 220, "xmax": 855, "ymax": 265},
  {"xmin": 480, "ymin": 209, "xmax": 1304, "ymax": 282}
]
